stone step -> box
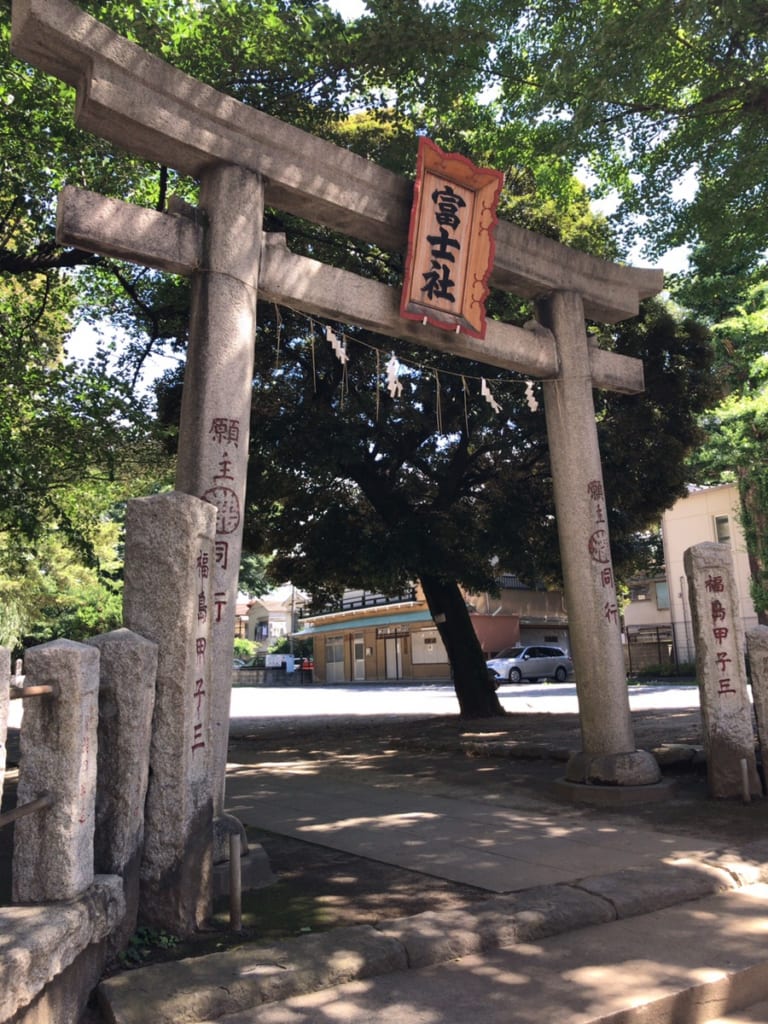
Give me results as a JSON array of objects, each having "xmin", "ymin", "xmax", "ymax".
[
  {"xmin": 707, "ymin": 1004, "xmax": 768, "ymax": 1023},
  {"xmin": 100, "ymin": 883, "xmax": 768, "ymax": 1024}
]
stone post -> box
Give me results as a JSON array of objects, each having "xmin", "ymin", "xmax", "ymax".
[
  {"xmin": 13, "ymin": 639, "xmax": 99, "ymax": 902},
  {"xmin": 537, "ymin": 290, "xmax": 659, "ymax": 786},
  {"xmin": 174, "ymin": 164, "xmax": 264, "ymax": 820},
  {"xmin": 684, "ymin": 542, "xmax": 761, "ymax": 798},
  {"xmin": 87, "ymin": 628, "xmax": 158, "ymax": 949},
  {"xmin": 123, "ymin": 491, "xmax": 217, "ymax": 934},
  {"xmin": 746, "ymin": 625, "xmax": 768, "ymax": 790},
  {"xmin": 0, "ymin": 646, "xmax": 8, "ymax": 810}
]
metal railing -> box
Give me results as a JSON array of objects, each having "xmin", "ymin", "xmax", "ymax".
[{"xmin": 0, "ymin": 660, "xmax": 56, "ymax": 830}]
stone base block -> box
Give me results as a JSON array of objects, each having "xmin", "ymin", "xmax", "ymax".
[
  {"xmin": 565, "ymin": 748, "xmax": 662, "ymax": 786},
  {"xmin": 553, "ymin": 777, "xmax": 677, "ymax": 806},
  {"xmin": 0, "ymin": 875, "xmax": 124, "ymax": 1024}
]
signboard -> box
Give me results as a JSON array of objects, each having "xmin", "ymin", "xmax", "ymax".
[{"xmin": 400, "ymin": 138, "xmax": 504, "ymax": 340}]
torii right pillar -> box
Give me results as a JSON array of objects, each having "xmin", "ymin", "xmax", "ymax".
[{"xmin": 537, "ymin": 290, "xmax": 661, "ymax": 788}]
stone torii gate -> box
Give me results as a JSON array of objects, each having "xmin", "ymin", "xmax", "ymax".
[{"xmin": 13, "ymin": 0, "xmax": 665, "ymax": 826}]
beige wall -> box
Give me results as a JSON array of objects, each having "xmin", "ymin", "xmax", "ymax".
[
  {"xmin": 622, "ymin": 578, "xmax": 670, "ymax": 630},
  {"xmin": 662, "ymin": 484, "xmax": 757, "ymax": 662},
  {"xmin": 312, "ymin": 622, "xmax": 451, "ymax": 684}
]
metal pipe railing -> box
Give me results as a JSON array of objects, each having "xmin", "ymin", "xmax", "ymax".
[
  {"xmin": 1, "ymin": 663, "xmax": 57, "ymax": 830},
  {"xmin": 0, "ymin": 792, "xmax": 54, "ymax": 829}
]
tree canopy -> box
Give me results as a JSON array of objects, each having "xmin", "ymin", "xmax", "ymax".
[
  {"xmin": 479, "ymin": 0, "xmax": 768, "ymax": 269},
  {"xmin": 0, "ymin": 0, "xmax": 747, "ymax": 692}
]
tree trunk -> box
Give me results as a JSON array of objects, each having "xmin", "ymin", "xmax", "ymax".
[
  {"xmin": 420, "ymin": 574, "xmax": 506, "ymax": 718},
  {"xmin": 738, "ymin": 469, "xmax": 768, "ymax": 626}
]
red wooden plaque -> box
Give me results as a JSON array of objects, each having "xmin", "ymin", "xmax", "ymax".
[{"xmin": 400, "ymin": 137, "xmax": 503, "ymax": 340}]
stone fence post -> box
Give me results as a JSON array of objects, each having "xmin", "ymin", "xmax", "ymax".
[
  {"xmin": 684, "ymin": 542, "xmax": 762, "ymax": 799},
  {"xmin": 1, "ymin": 646, "xmax": 8, "ymax": 810},
  {"xmin": 13, "ymin": 639, "xmax": 100, "ymax": 902},
  {"xmin": 123, "ymin": 491, "xmax": 217, "ymax": 935},
  {"xmin": 746, "ymin": 625, "xmax": 768, "ymax": 787},
  {"xmin": 87, "ymin": 628, "xmax": 158, "ymax": 951}
]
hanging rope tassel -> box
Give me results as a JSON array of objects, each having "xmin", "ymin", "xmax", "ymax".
[
  {"xmin": 375, "ymin": 349, "xmax": 381, "ymax": 421},
  {"xmin": 274, "ymin": 303, "xmax": 283, "ymax": 369},
  {"xmin": 461, "ymin": 375, "xmax": 470, "ymax": 435},
  {"xmin": 434, "ymin": 369, "xmax": 443, "ymax": 434}
]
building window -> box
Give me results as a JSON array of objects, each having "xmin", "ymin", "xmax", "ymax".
[
  {"xmin": 714, "ymin": 515, "xmax": 731, "ymax": 545},
  {"xmin": 411, "ymin": 628, "xmax": 449, "ymax": 664},
  {"xmin": 655, "ymin": 581, "xmax": 670, "ymax": 610}
]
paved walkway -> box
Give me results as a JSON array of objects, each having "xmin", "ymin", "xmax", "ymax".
[
  {"xmin": 224, "ymin": 759, "xmax": 717, "ymax": 892},
  {"xmin": 98, "ymin": 717, "xmax": 768, "ymax": 1024}
]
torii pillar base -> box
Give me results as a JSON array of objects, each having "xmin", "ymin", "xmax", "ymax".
[{"xmin": 564, "ymin": 749, "xmax": 662, "ymax": 787}]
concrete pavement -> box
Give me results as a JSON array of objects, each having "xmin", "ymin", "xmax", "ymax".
[
  {"xmin": 224, "ymin": 759, "xmax": 716, "ymax": 892},
  {"xmin": 98, "ymin": 719, "xmax": 768, "ymax": 1024},
  {"xmin": 192, "ymin": 883, "xmax": 768, "ymax": 1023}
]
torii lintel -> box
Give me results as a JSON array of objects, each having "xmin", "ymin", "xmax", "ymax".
[
  {"xmin": 13, "ymin": 0, "xmax": 664, "ymax": 327},
  {"xmin": 57, "ymin": 185, "xmax": 645, "ymax": 394}
]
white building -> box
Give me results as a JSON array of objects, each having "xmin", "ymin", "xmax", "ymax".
[
  {"xmin": 662, "ymin": 483, "xmax": 758, "ymax": 663},
  {"xmin": 245, "ymin": 584, "xmax": 308, "ymax": 649},
  {"xmin": 623, "ymin": 483, "xmax": 758, "ymax": 669}
]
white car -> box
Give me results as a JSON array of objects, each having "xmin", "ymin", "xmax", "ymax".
[{"xmin": 487, "ymin": 645, "xmax": 573, "ymax": 685}]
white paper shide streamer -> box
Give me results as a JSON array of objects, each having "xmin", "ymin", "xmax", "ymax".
[
  {"xmin": 386, "ymin": 353, "xmax": 403, "ymax": 398},
  {"xmin": 326, "ymin": 325, "xmax": 348, "ymax": 364},
  {"xmin": 525, "ymin": 380, "xmax": 539, "ymax": 412},
  {"xmin": 481, "ymin": 377, "xmax": 501, "ymax": 414}
]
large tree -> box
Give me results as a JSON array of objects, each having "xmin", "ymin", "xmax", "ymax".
[
  {"xmin": 476, "ymin": 0, "xmax": 768, "ymax": 268},
  {"xmin": 197, "ymin": 281, "xmax": 715, "ymax": 718},
  {"xmin": 3, "ymin": 1, "xmax": 722, "ymax": 705},
  {"xmin": 685, "ymin": 276, "xmax": 768, "ymax": 623}
]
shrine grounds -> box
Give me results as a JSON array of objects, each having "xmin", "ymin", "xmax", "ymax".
[
  {"xmin": 86, "ymin": 691, "xmax": 768, "ymax": 958},
  {"xmin": 5, "ymin": 681, "xmax": 768, "ymax": 1023}
]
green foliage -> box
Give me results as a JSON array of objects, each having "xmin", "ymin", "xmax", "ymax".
[
  {"xmin": 117, "ymin": 927, "xmax": 180, "ymax": 968},
  {"xmin": 685, "ymin": 276, "xmax": 768, "ymax": 617},
  {"xmin": 238, "ymin": 552, "xmax": 272, "ymax": 598},
  {"xmin": 268, "ymin": 635, "xmax": 313, "ymax": 659},
  {"xmin": 2, "ymin": 0, "xmax": 740, "ymax": 678},
  {"xmin": 233, "ymin": 638, "xmax": 256, "ymax": 659},
  {"xmin": 478, "ymin": 0, "xmax": 768, "ymax": 266}
]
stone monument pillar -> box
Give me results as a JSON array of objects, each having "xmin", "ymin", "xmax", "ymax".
[
  {"xmin": 746, "ymin": 625, "xmax": 768, "ymax": 790},
  {"xmin": 123, "ymin": 491, "xmax": 217, "ymax": 933},
  {"xmin": 537, "ymin": 290, "xmax": 659, "ymax": 787},
  {"xmin": 0, "ymin": 646, "xmax": 8, "ymax": 810},
  {"xmin": 13, "ymin": 639, "xmax": 100, "ymax": 902},
  {"xmin": 685, "ymin": 542, "xmax": 762, "ymax": 798},
  {"xmin": 174, "ymin": 164, "xmax": 264, "ymax": 820}
]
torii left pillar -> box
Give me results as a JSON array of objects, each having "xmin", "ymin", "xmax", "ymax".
[{"xmin": 175, "ymin": 165, "xmax": 263, "ymax": 828}]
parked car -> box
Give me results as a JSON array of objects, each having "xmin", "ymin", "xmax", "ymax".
[
  {"xmin": 237, "ymin": 656, "xmax": 263, "ymax": 670},
  {"xmin": 486, "ymin": 645, "xmax": 573, "ymax": 685}
]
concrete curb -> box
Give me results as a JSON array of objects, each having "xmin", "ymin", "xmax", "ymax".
[{"xmin": 97, "ymin": 842, "xmax": 768, "ymax": 1024}]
